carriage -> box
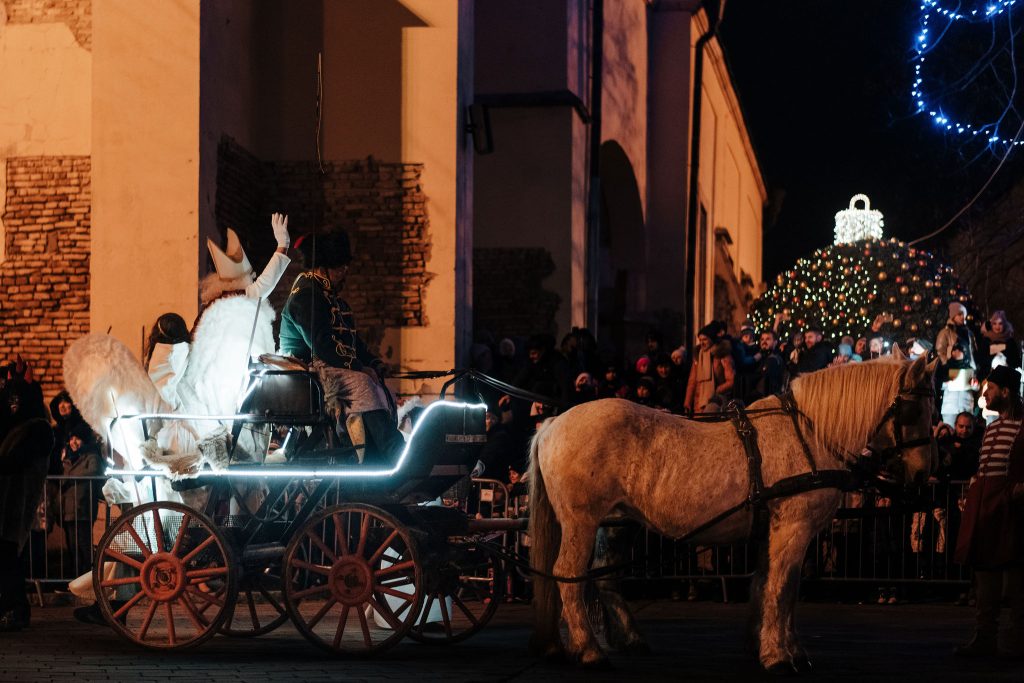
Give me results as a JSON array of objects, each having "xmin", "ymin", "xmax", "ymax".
[{"xmin": 90, "ymin": 359, "xmax": 521, "ymax": 655}]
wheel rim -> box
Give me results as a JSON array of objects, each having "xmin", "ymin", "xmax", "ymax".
[
  {"xmin": 93, "ymin": 502, "xmax": 236, "ymax": 650},
  {"xmin": 407, "ymin": 542, "xmax": 503, "ymax": 644},
  {"xmin": 220, "ymin": 570, "xmax": 289, "ymax": 637},
  {"xmin": 283, "ymin": 504, "xmax": 422, "ymax": 655}
]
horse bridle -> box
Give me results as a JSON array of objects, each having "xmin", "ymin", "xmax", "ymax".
[{"xmin": 864, "ymin": 375, "xmax": 936, "ymax": 464}]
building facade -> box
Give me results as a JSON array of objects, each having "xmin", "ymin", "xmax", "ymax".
[{"xmin": 1, "ymin": 0, "xmax": 763, "ymax": 398}]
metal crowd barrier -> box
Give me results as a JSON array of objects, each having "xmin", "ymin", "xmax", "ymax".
[{"xmin": 24, "ymin": 476, "xmax": 971, "ymax": 602}]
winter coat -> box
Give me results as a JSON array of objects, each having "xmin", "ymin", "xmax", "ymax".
[
  {"xmin": 0, "ymin": 418, "xmax": 53, "ymax": 549},
  {"xmin": 935, "ymin": 321, "xmax": 977, "ymax": 376},
  {"xmin": 954, "ymin": 417, "xmax": 1024, "ymax": 568},
  {"xmin": 977, "ymin": 329, "xmax": 1022, "ymax": 382},
  {"xmin": 61, "ymin": 445, "xmax": 104, "ymax": 523},
  {"xmin": 279, "ymin": 272, "xmax": 383, "ymax": 372}
]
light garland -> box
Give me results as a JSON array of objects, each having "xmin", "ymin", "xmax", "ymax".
[
  {"xmin": 912, "ymin": 0, "xmax": 1024, "ymax": 146},
  {"xmin": 834, "ymin": 194, "xmax": 884, "ymax": 244}
]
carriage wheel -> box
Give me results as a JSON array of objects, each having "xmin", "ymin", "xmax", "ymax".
[
  {"xmin": 406, "ymin": 541, "xmax": 503, "ymax": 645},
  {"xmin": 282, "ymin": 503, "xmax": 423, "ymax": 656},
  {"xmin": 92, "ymin": 502, "xmax": 236, "ymax": 650},
  {"xmin": 220, "ymin": 569, "xmax": 289, "ymax": 637}
]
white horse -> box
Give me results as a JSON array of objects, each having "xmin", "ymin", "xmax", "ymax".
[{"xmin": 528, "ymin": 351, "xmax": 938, "ymax": 672}]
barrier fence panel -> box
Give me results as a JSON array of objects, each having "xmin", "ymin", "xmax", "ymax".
[{"xmin": 25, "ymin": 476, "xmax": 973, "ymax": 602}]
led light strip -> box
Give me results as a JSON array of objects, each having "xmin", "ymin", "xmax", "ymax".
[
  {"xmin": 912, "ymin": 0, "xmax": 1023, "ymax": 146},
  {"xmin": 105, "ymin": 400, "xmax": 487, "ymax": 479}
]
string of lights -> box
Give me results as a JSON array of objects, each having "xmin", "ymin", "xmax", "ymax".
[{"xmin": 912, "ymin": 0, "xmax": 1023, "ymax": 147}]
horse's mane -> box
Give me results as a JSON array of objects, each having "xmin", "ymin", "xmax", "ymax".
[{"xmin": 789, "ymin": 357, "xmax": 906, "ymax": 460}]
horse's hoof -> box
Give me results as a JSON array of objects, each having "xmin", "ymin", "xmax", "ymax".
[{"xmin": 764, "ymin": 661, "xmax": 799, "ymax": 676}]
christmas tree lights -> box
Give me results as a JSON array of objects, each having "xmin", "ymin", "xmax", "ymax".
[{"xmin": 752, "ymin": 238, "xmax": 974, "ymax": 343}]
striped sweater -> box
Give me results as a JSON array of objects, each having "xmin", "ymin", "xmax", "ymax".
[{"xmin": 970, "ymin": 417, "xmax": 1022, "ymax": 484}]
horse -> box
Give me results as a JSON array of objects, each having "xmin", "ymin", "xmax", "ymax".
[{"xmin": 528, "ymin": 350, "xmax": 938, "ymax": 672}]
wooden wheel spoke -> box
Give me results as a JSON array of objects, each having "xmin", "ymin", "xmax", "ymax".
[
  {"xmin": 100, "ymin": 575, "xmax": 142, "ymax": 588},
  {"xmin": 103, "ymin": 548, "xmax": 144, "ymax": 570},
  {"xmin": 366, "ymin": 530, "xmax": 399, "ymax": 567},
  {"xmin": 170, "ymin": 513, "xmax": 191, "ymax": 556},
  {"xmin": 332, "ymin": 605, "xmax": 351, "ymax": 649},
  {"xmin": 438, "ymin": 595, "xmax": 453, "ymax": 637},
  {"xmin": 181, "ymin": 535, "xmax": 217, "ymax": 564},
  {"xmin": 187, "ymin": 587, "xmax": 225, "ymax": 610},
  {"xmin": 257, "ymin": 584, "xmax": 285, "ymax": 614},
  {"xmin": 367, "ymin": 596, "xmax": 402, "ymax": 631},
  {"xmin": 113, "ymin": 590, "xmax": 147, "ymax": 620},
  {"xmin": 151, "ymin": 509, "xmax": 166, "ymax": 554},
  {"xmin": 374, "ymin": 560, "xmax": 415, "ymax": 578},
  {"xmin": 291, "ymin": 583, "xmax": 330, "ymax": 601},
  {"xmin": 419, "ymin": 594, "xmax": 436, "ymax": 626},
  {"xmin": 178, "ymin": 593, "xmax": 208, "ymax": 632},
  {"xmin": 289, "ymin": 559, "xmax": 332, "ymax": 576},
  {"xmin": 332, "ymin": 513, "xmax": 350, "ymax": 557},
  {"xmin": 307, "ymin": 531, "xmax": 338, "ymax": 564},
  {"xmin": 375, "ymin": 583, "xmax": 417, "ymax": 602},
  {"xmin": 125, "ymin": 524, "xmax": 154, "ymax": 559},
  {"xmin": 165, "ymin": 602, "xmax": 176, "ymax": 646},
  {"xmin": 138, "ymin": 600, "xmax": 159, "ymax": 641},
  {"xmin": 451, "ymin": 593, "xmax": 480, "ymax": 626},
  {"xmin": 307, "ymin": 598, "xmax": 338, "ymax": 630},
  {"xmin": 355, "ymin": 513, "xmax": 371, "ymax": 557},
  {"xmin": 391, "ymin": 592, "xmax": 416, "ymax": 619},
  {"xmin": 246, "ymin": 591, "xmax": 260, "ymax": 630},
  {"xmin": 186, "ymin": 566, "xmax": 227, "ymax": 581},
  {"xmin": 356, "ymin": 604, "xmax": 373, "ymax": 648}
]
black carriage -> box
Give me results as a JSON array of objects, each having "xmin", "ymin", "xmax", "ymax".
[{"xmin": 93, "ymin": 360, "xmax": 516, "ymax": 654}]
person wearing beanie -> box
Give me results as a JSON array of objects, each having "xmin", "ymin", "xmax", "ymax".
[
  {"xmin": 60, "ymin": 421, "xmax": 103, "ymax": 579},
  {"xmin": 935, "ymin": 301, "xmax": 978, "ymax": 425},
  {"xmin": 684, "ymin": 325, "xmax": 735, "ymax": 414},
  {"xmin": 955, "ymin": 364, "xmax": 1024, "ymax": 657},
  {"xmin": 979, "ymin": 310, "xmax": 1022, "ymax": 383}
]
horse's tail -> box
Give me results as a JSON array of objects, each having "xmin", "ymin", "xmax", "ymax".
[{"xmin": 528, "ymin": 416, "xmax": 562, "ymax": 656}]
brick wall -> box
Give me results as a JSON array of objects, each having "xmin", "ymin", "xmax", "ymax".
[
  {"xmin": 2, "ymin": 156, "xmax": 91, "ymax": 397},
  {"xmin": 216, "ymin": 137, "xmax": 431, "ymax": 351},
  {"xmin": 3, "ymin": 0, "xmax": 92, "ymax": 50},
  {"xmin": 473, "ymin": 247, "xmax": 560, "ymax": 338}
]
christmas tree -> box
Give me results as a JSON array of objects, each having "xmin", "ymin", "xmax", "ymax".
[{"xmin": 751, "ymin": 195, "xmax": 974, "ymax": 343}]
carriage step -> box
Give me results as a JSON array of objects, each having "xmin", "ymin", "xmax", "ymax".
[{"xmin": 240, "ymin": 543, "xmax": 286, "ymax": 564}]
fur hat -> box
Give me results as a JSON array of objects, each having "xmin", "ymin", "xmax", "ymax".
[
  {"xmin": 987, "ymin": 366, "xmax": 1021, "ymax": 394},
  {"xmin": 295, "ymin": 230, "xmax": 352, "ymax": 269}
]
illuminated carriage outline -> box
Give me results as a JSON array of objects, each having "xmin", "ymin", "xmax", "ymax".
[{"xmin": 92, "ymin": 363, "xmax": 511, "ymax": 655}]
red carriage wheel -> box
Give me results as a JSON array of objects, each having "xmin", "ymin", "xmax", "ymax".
[
  {"xmin": 406, "ymin": 541, "xmax": 503, "ymax": 645},
  {"xmin": 282, "ymin": 503, "xmax": 423, "ymax": 656},
  {"xmin": 92, "ymin": 501, "xmax": 236, "ymax": 650},
  {"xmin": 220, "ymin": 569, "xmax": 289, "ymax": 637}
]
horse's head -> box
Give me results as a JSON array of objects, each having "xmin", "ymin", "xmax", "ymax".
[{"xmin": 867, "ymin": 347, "xmax": 939, "ymax": 485}]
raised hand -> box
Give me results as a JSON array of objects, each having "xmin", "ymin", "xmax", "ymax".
[{"xmin": 271, "ymin": 213, "xmax": 290, "ymax": 250}]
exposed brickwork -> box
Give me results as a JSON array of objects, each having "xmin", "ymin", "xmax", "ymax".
[
  {"xmin": 2, "ymin": 156, "xmax": 91, "ymax": 397},
  {"xmin": 3, "ymin": 0, "xmax": 92, "ymax": 50},
  {"xmin": 473, "ymin": 247, "xmax": 560, "ymax": 338},
  {"xmin": 215, "ymin": 137, "xmax": 431, "ymax": 352}
]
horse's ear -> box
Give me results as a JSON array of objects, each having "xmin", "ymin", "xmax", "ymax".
[{"xmin": 891, "ymin": 343, "xmax": 907, "ymax": 361}]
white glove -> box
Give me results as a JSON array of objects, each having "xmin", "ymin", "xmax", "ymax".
[{"xmin": 271, "ymin": 213, "xmax": 290, "ymax": 249}]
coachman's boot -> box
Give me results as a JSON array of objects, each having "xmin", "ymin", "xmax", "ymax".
[{"xmin": 359, "ymin": 409, "xmax": 406, "ymax": 467}]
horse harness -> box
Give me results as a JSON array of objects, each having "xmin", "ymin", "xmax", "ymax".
[{"xmin": 677, "ymin": 371, "xmax": 936, "ymax": 545}]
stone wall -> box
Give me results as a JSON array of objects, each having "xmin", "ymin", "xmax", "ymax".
[
  {"xmin": 215, "ymin": 137, "xmax": 431, "ymax": 351},
  {"xmin": 1, "ymin": 156, "xmax": 91, "ymax": 396},
  {"xmin": 3, "ymin": 0, "xmax": 92, "ymax": 49},
  {"xmin": 473, "ymin": 247, "xmax": 560, "ymax": 338}
]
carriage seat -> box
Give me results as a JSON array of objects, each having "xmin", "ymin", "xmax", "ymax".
[
  {"xmin": 239, "ymin": 356, "xmax": 324, "ymax": 424},
  {"xmin": 257, "ymin": 353, "xmax": 308, "ymax": 371}
]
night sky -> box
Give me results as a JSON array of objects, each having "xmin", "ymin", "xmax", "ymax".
[{"xmin": 719, "ymin": 0, "xmax": 1024, "ymax": 280}]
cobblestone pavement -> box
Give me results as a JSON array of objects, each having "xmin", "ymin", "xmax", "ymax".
[{"xmin": 1, "ymin": 601, "xmax": 1022, "ymax": 682}]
